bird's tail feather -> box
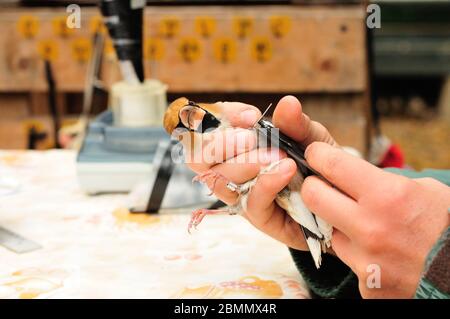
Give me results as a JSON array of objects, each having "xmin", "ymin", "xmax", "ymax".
[
  {"xmin": 306, "ymin": 237, "xmax": 322, "ymax": 269},
  {"xmin": 300, "ymin": 225, "xmax": 323, "ymax": 269}
]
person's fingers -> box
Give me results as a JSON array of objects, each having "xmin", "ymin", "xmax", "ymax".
[
  {"xmin": 305, "ymin": 142, "xmax": 389, "ymax": 201},
  {"xmin": 273, "ymin": 95, "xmax": 338, "ymax": 147},
  {"xmin": 201, "ymin": 148, "xmax": 286, "ymax": 205},
  {"xmin": 186, "ymin": 128, "xmax": 257, "ymax": 172},
  {"xmin": 246, "ymin": 158, "xmax": 296, "ymax": 220},
  {"xmin": 301, "ymin": 176, "xmax": 361, "ymax": 238},
  {"xmin": 219, "ymin": 101, "xmax": 262, "ymax": 128},
  {"xmin": 245, "ymin": 158, "xmax": 308, "ymax": 251},
  {"xmin": 330, "ymin": 229, "xmax": 354, "ymax": 269},
  {"xmin": 213, "ymin": 148, "xmax": 285, "ymax": 182}
]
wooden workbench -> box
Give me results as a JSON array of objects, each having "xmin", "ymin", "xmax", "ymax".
[{"xmin": 0, "ymin": 4, "xmax": 370, "ymax": 153}]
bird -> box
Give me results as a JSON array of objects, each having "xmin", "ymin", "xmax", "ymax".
[{"xmin": 163, "ymin": 97, "xmax": 333, "ymax": 268}]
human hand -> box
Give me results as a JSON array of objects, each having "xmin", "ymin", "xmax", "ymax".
[
  {"xmin": 184, "ymin": 95, "xmax": 338, "ymax": 251},
  {"xmin": 301, "ymin": 142, "xmax": 450, "ymax": 298}
]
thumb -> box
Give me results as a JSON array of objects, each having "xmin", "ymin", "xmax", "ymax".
[{"xmin": 273, "ymin": 95, "xmax": 337, "ymax": 147}]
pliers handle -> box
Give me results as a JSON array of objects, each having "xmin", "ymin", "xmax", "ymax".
[{"xmin": 255, "ymin": 119, "xmax": 322, "ymax": 178}]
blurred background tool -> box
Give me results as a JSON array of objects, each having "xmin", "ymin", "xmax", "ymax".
[
  {"xmin": 58, "ymin": 31, "xmax": 106, "ymax": 150},
  {"xmin": 76, "ymin": 1, "xmax": 212, "ymax": 212},
  {"xmin": 99, "ymin": 0, "xmax": 145, "ymax": 84},
  {"xmin": 77, "ymin": 0, "xmax": 161, "ymax": 194},
  {"xmin": 0, "ymin": 226, "xmax": 41, "ymax": 254},
  {"xmin": 44, "ymin": 60, "xmax": 61, "ymax": 149}
]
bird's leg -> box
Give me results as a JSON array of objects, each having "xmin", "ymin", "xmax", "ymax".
[
  {"xmin": 189, "ymin": 170, "xmax": 245, "ymax": 233},
  {"xmin": 192, "ymin": 170, "xmax": 242, "ymax": 195},
  {"xmin": 188, "ymin": 208, "xmax": 231, "ymax": 234}
]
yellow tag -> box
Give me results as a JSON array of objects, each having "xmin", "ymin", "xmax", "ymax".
[
  {"xmin": 145, "ymin": 37, "xmax": 164, "ymax": 61},
  {"xmin": 213, "ymin": 38, "xmax": 237, "ymax": 63},
  {"xmin": 233, "ymin": 17, "xmax": 254, "ymax": 39},
  {"xmin": 178, "ymin": 37, "xmax": 201, "ymax": 63},
  {"xmin": 251, "ymin": 37, "xmax": 272, "ymax": 63},
  {"xmin": 195, "ymin": 17, "xmax": 216, "ymax": 38},
  {"xmin": 159, "ymin": 17, "xmax": 180, "ymax": 38},
  {"xmin": 17, "ymin": 15, "xmax": 39, "ymax": 38},
  {"xmin": 89, "ymin": 16, "xmax": 106, "ymax": 34},
  {"xmin": 269, "ymin": 16, "xmax": 292, "ymax": 38},
  {"xmin": 52, "ymin": 16, "xmax": 75, "ymax": 38},
  {"xmin": 71, "ymin": 38, "xmax": 92, "ymax": 63},
  {"xmin": 37, "ymin": 40, "xmax": 58, "ymax": 61}
]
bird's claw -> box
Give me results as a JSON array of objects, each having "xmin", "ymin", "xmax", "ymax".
[
  {"xmin": 187, "ymin": 208, "xmax": 229, "ymax": 234},
  {"xmin": 187, "ymin": 209, "xmax": 206, "ymax": 234},
  {"xmin": 192, "ymin": 170, "xmax": 220, "ymax": 184}
]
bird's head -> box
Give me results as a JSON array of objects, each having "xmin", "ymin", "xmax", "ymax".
[{"xmin": 163, "ymin": 97, "xmax": 222, "ymax": 139}]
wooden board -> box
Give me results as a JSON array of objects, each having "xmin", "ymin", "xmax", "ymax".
[
  {"xmin": 0, "ymin": 93, "xmax": 29, "ymax": 118},
  {"xmin": 0, "ymin": 116, "xmax": 54, "ymax": 149},
  {"xmin": 0, "ymin": 5, "xmax": 367, "ymax": 93},
  {"xmin": 301, "ymin": 94, "xmax": 368, "ymax": 153}
]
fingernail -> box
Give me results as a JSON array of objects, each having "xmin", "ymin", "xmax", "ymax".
[
  {"xmin": 240, "ymin": 110, "xmax": 258, "ymax": 127},
  {"xmin": 280, "ymin": 159, "xmax": 295, "ymax": 177},
  {"xmin": 304, "ymin": 145, "xmax": 311, "ymax": 160}
]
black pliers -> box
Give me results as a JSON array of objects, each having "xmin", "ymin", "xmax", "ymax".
[{"xmin": 255, "ymin": 119, "xmax": 322, "ymax": 178}]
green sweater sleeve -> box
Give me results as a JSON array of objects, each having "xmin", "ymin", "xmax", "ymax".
[
  {"xmin": 414, "ymin": 227, "xmax": 450, "ymax": 299},
  {"xmin": 384, "ymin": 168, "xmax": 450, "ymax": 185},
  {"xmin": 290, "ymin": 168, "xmax": 450, "ymax": 299}
]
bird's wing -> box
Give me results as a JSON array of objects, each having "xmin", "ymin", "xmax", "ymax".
[
  {"xmin": 277, "ymin": 169, "xmax": 329, "ymax": 268},
  {"xmin": 276, "ymin": 189, "xmax": 323, "ymax": 240},
  {"xmin": 279, "ymin": 173, "xmax": 323, "ymax": 237}
]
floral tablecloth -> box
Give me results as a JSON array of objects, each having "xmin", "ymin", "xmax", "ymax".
[{"xmin": 0, "ymin": 150, "xmax": 308, "ymax": 299}]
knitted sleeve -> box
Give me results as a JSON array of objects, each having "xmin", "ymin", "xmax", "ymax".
[
  {"xmin": 414, "ymin": 227, "xmax": 450, "ymax": 299},
  {"xmin": 289, "ymin": 248, "xmax": 361, "ymax": 299}
]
